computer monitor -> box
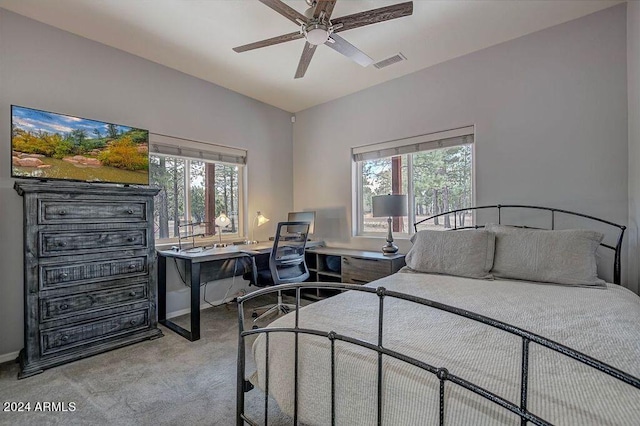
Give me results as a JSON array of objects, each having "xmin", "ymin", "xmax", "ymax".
[{"xmin": 287, "ymin": 211, "xmax": 315, "ymax": 235}]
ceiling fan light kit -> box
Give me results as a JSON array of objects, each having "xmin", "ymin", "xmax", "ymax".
[
  {"xmin": 233, "ymin": 0, "xmax": 414, "ymax": 78},
  {"xmin": 302, "ymin": 22, "xmax": 332, "ymax": 46}
]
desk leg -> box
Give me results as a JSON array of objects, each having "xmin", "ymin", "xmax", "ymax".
[
  {"xmin": 158, "ymin": 257, "xmax": 201, "ymax": 342},
  {"xmin": 187, "ymin": 260, "xmax": 201, "ymax": 341},
  {"xmin": 158, "ymin": 255, "xmax": 167, "ymax": 322}
]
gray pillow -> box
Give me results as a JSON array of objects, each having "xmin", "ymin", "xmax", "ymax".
[
  {"xmin": 486, "ymin": 224, "xmax": 605, "ymax": 286},
  {"xmin": 405, "ymin": 229, "xmax": 495, "ymax": 279}
]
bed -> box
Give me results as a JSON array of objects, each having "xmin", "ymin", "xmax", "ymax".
[{"xmin": 236, "ymin": 205, "xmax": 640, "ymax": 426}]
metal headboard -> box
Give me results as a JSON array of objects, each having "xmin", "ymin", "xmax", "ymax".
[{"xmin": 413, "ymin": 204, "xmax": 626, "ymax": 285}]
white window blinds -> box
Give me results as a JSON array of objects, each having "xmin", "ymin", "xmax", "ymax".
[
  {"xmin": 352, "ymin": 126, "xmax": 474, "ymax": 162},
  {"xmin": 150, "ymin": 133, "xmax": 247, "ymax": 165}
]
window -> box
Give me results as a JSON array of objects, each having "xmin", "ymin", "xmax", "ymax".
[
  {"xmin": 148, "ymin": 135, "xmax": 246, "ymax": 243},
  {"xmin": 354, "ymin": 127, "xmax": 474, "ymax": 235}
]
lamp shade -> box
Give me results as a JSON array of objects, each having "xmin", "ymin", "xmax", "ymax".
[
  {"xmin": 215, "ymin": 213, "xmax": 230, "ymax": 228},
  {"xmin": 256, "ymin": 211, "xmax": 269, "ymax": 227},
  {"xmin": 372, "ymin": 194, "xmax": 408, "ymax": 218}
]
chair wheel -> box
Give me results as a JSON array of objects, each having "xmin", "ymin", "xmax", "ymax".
[
  {"xmin": 251, "ymin": 312, "xmax": 258, "ymax": 319},
  {"xmin": 252, "ymin": 325, "xmax": 259, "ymax": 330}
]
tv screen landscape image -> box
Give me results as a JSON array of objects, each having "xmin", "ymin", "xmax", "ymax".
[{"xmin": 11, "ymin": 105, "xmax": 149, "ymax": 185}]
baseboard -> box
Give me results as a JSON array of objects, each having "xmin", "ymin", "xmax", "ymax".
[{"xmin": 0, "ymin": 350, "xmax": 20, "ymax": 364}]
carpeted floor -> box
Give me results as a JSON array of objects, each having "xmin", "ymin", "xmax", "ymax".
[{"xmin": 0, "ymin": 296, "xmax": 301, "ymax": 426}]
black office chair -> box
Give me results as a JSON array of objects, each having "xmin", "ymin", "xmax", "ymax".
[{"xmin": 251, "ymin": 221, "xmax": 310, "ymax": 323}]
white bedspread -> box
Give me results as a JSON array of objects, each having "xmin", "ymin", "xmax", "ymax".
[{"xmin": 249, "ymin": 273, "xmax": 640, "ymax": 425}]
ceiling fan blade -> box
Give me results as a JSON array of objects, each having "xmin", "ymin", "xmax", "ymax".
[
  {"xmin": 233, "ymin": 31, "xmax": 303, "ymax": 53},
  {"xmin": 325, "ymin": 34, "xmax": 373, "ymax": 67},
  {"xmin": 295, "ymin": 42, "xmax": 318, "ymax": 79},
  {"xmin": 332, "ymin": 1, "xmax": 413, "ymax": 33},
  {"xmin": 313, "ymin": 0, "xmax": 337, "ymax": 19},
  {"xmin": 259, "ymin": 0, "xmax": 307, "ymax": 26}
]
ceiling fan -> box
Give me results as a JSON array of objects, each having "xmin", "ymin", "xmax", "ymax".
[{"xmin": 233, "ymin": 0, "xmax": 414, "ymax": 79}]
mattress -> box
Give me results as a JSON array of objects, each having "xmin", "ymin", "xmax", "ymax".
[{"xmin": 249, "ymin": 273, "xmax": 640, "ymax": 425}]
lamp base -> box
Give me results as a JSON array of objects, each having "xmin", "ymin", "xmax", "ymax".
[
  {"xmin": 381, "ymin": 242, "xmax": 399, "ymax": 254},
  {"xmin": 381, "ymin": 216, "xmax": 399, "ymax": 254}
]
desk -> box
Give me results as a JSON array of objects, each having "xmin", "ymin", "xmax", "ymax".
[
  {"xmin": 157, "ymin": 242, "xmax": 272, "ymax": 341},
  {"xmin": 157, "ymin": 241, "xmax": 324, "ymax": 341}
]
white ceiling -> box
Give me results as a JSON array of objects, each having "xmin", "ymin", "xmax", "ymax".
[{"xmin": 0, "ymin": 0, "xmax": 624, "ymax": 112}]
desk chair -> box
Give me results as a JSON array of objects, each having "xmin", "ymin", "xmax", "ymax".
[{"xmin": 251, "ymin": 221, "xmax": 310, "ymax": 323}]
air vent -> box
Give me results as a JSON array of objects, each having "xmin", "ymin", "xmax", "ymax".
[{"xmin": 373, "ymin": 53, "xmax": 407, "ymax": 69}]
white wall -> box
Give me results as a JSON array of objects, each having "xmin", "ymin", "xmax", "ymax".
[
  {"xmin": 293, "ymin": 6, "xmax": 629, "ymax": 281},
  {"xmin": 629, "ymin": 1, "xmax": 640, "ymax": 294},
  {"xmin": 0, "ymin": 9, "xmax": 293, "ymax": 357}
]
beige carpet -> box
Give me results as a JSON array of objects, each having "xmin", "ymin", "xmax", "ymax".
[{"xmin": 0, "ymin": 296, "xmax": 297, "ymax": 426}]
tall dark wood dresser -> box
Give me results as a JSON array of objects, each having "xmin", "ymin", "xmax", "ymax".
[{"xmin": 14, "ymin": 181, "xmax": 163, "ymax": 378}]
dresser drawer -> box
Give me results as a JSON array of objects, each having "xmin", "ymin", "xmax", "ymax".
[
  {"xmin": 41, "ymin": 309, "xmax": 149, "ymax": 355},
  {"xmin": 342, "ymin": 256, "xmax": 392, "ymax": 284},
  {"xmin": 39, "ymin": 200, "xmax": 147, "ymax": 224},
  {"xmin": 41, "ymin": 284, "xmax": 147, "ymax": 320},
  {"xmin": 41, "ymin": 256, "xmax": 147, "ymax": 289},
  {"xmin": 40, "ymin": 229, "xmax": 147, "ymax": 256}
]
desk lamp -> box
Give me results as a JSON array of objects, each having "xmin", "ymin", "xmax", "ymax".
[
  {"xmin": 248, "ymin": 211, "xmax": 269, "ymax": 244},
  {"xmin": 372, "ymin": 194, "xmax": 407, "ymax": 254},
  {"xmin": 215, "ymin": 213, "xmax": 231, "ymax": 245}
]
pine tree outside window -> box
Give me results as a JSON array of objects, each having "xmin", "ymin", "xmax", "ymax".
[{"xmin": 354, "ymin": 127, "xmax": 474, "ymax": 236}]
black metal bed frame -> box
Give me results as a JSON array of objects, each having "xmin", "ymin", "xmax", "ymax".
[
  {"xmin": 414, "ymin": 204, "xmax": 626, "ymax": 285},
  {"xmin": 236, "ymin": 205, "xmax": 633, "ymax": 425}
]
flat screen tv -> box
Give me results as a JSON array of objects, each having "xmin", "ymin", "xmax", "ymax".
[{"xmin": 11, "ymin": 105, "xmax": 149, "ymax": 185}]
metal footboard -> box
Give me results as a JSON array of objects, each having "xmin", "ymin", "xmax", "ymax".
[{"xmin": 237, "ymin": 282, "xmax": 640, "ymax": 426}]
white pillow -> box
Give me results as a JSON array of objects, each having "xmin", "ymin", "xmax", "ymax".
[
  {"xmin": 405, "ymin": 229, "xmax": 495, "ymax": 279},
  {"xmin": 486, "ymin": 224, "xmax": 605, "ymax": 287}
]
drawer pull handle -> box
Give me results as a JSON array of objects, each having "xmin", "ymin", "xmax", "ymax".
[
  {"xmin": 128, "ymin": 264, "xmax": 136, "ymax": 269},
  {"xmin": 127, "ymin": 237, "xmax": 135, "ymax": 242},
  {"xmin": 129, "ymin": 291, "xmax": 137, "ymax": 297},
  {"xmin": 127, "ymin": 209, "xmax": 134, "ymax": 215},
  {"xmin": 60, "ymin": 335, "xmax": 69, "ymax": 342},
  {"xmin": 59, "ymin": 272, "xmax": 69, "ymax": 279},
  {"xmin": 130, "ymin": 319, "xmax": 137, "ymax": 326},
  {"xmin": 60, "ymin": 304, "xmax": 69, "ymax": 310},
  {"xmin": 57, "ymin": 241, "xmax": 68, "ymax": 247},
  {"xmin": 58, "ymin": 210, "xmax": 67, "ymax": 216}
]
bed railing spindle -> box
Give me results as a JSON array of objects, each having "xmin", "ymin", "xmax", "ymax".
[
  {"xmin": 294, "ymin": 288, "xmax": 300, "ymax": 425},
  {"xmin": 236, "ymin": 299, "xmax": 246, "ymax": 426},
  {"xmin": 438, "ymin": 368, "xmax": 448, "ymax": 426},
  {"xmin": 377, "ymin": 287, "xmax": 386, "ymax": 426},
  {"xmin": 329, "ymin": 331, "xmax": 337, "ymax": 426},
  {"xmin": 551, "ymin": 210, "xmax": 555, "ymax": 230},
  {"xmin": 614, "ymin": 226, "xmax": 625, "ymax": 285},
  {"xmin": 521, "ymin": 338, "xmax": 530, "ymax": 426},
  {"xmin": 264, "ymin": 333, "xmax": 270, "ymax": 425},
  {"xmin": 295, "ymin": 287, "xmax": 300, "ymax": 328}
]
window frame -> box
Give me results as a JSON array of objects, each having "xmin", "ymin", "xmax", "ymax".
[
  {"xmin": 353, "ymin": 127, "xmax": 475, "ymax": 237},
  {"xmin": 150, "ymin": 152, "xmax": 246, "ymax": 245}
]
